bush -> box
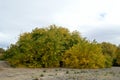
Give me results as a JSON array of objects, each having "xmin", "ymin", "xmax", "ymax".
[
  {"xmin": 4, "ymin": 25, "xmax": 82, "ymax": 68},
  {"xmin": 63, "ymin": 40, "xmax": 106, "ymax": 69},
  {"xmin": 3, "ymin": 25, "xmax": 116, "ymax": 68}
]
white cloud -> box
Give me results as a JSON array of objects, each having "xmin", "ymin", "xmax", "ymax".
[
  {"xmin": 0, "ymin": 0, "xmax": 120, "ymax": 48},
  {"xmin": 0, "ymin": 32, "xmax": 11, "ymax": 41},
  {"xmin": 54, "ymin": 0, "xmax": 120, "ymax": 26},
  {"xmin": 0, "ymin": 33, "xmax": 11, "ymax": 48}
]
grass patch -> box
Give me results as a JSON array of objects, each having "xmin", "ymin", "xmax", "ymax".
[
  {"xmin": 43, "ymin": 70, "xmax": 46, "ymax": 73},
  {"xmin": 40, "ymin": 74, "xmax": 44, "ymax": 77},
  {"xmin": 66, "ymin": 70, "xmax": 69, "ymax": 74}
]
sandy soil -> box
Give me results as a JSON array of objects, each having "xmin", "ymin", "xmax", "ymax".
[
  {"xmin": 0, "ymin": 61, "xmax": 120, "ymax": 80},
  {"xmin": 0, "ymin": 67, "xmax": 120, "ymax": 80}
]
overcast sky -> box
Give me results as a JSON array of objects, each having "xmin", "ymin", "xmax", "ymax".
[{"xmin": 0, "ymin": 0, "xmax": 120, "ymax": 49}]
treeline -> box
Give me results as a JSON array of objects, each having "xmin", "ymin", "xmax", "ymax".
[{"xmin": 1, "ymin": 25, "xmax": 120, "ymax": 68}]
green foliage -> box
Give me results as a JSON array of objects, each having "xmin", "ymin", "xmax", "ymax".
[
  {"xmin": 104, "ymin": 55, "xmax": 113, "ymax": 67},
  {"xmin": 115, "ymin": 46, "xmax": 120, "ymax": 66},
  {"xmin": 3, "ymin": 25, "xmax": 119, "ymax": 68},
  {"xmin": 116, "ymin": 53, "xmax": 120, "ymax": 65},
  {"xmin": 101, "ymin": 42, "xmax": 117, "ymax": 58},
  {"xmin": 63, "ymin": 39, "xmax": 106, "ymax": 69},
  {"xmin": 0, "ymin": 48, "xmax": 5, "ymax": 60},
  {"xmin": 3, "ymin": 25, "xmax": 81, "ymax": 68},
  {"xmin": 100, "ymin": 42, "xmax": 118, "ymax": 66}
]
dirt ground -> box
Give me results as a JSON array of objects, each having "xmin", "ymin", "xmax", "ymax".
[
  {"xmin": 0, "ymin": 67, "xmax": 120, "ymax": 80},
  {"xmin": 0, "ymin": 61, "xmax": 120, "ymax": 80}
]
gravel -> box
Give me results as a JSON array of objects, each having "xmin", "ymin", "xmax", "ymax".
[
  {"xmin": 0, "ymin": 67, "xmax": 120, "ymax": 80},
  {"xmin": 0, "ymin": 61, "xmax": 120, "ymax": 80}
]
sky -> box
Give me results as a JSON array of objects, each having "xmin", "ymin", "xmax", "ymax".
[{"xmin": 0, "ymin": 0, "xmax": 120, "ymax": 49}]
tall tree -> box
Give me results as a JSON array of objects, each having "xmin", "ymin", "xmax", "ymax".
[{"xmin": 4, "ymin": 25, "xmax": 82, "ymax": 68}]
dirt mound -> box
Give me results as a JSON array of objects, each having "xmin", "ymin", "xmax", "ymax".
[{"xmin": 0, "ymin": 61, "xmax": 11, "ymax": 68}]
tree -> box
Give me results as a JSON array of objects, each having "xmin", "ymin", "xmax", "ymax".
[
  {"xmin": 63, "ymin": 39, "xmax": 106, "ymax": 69},
  {"xmin": 101, "ymin": 42, "xmax": 117, "ymax": 58},
  {"xmin": 100, "ymin": 42, "xmax": 117, "ymax": 67},
  {"xmin": 4, "ymin": 25, "xmax": 82, "ymax": 68},
  {"xmin": 3, "ymin": 25, "xmax": 116, "ymax": 68},
  {"xmin": 115, "ymin": 45, "xmax": 120, "ymax": 66},
  {"xmin": 0, "ymin": 48, "xmax": 5, "ymax": 60}
]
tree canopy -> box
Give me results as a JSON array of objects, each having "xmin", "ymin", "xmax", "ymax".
[{"xmin": 3, "ymin": 25, "xmax": 120, "ymax": 68}]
